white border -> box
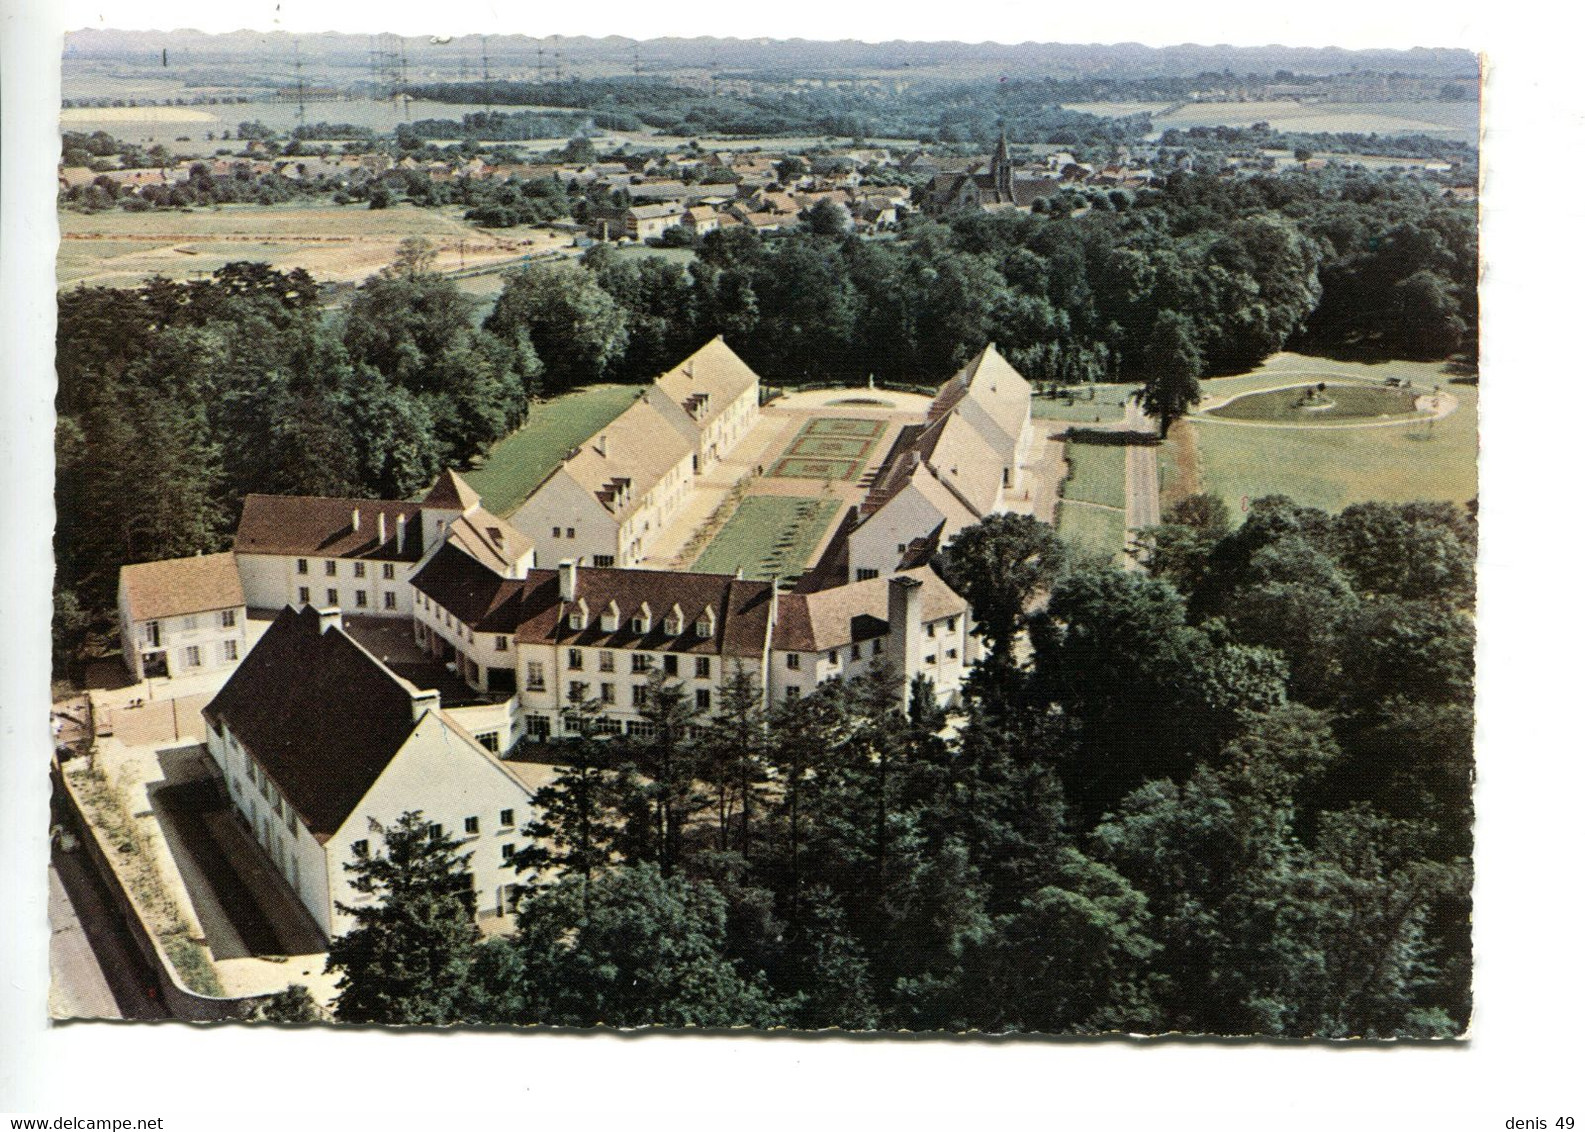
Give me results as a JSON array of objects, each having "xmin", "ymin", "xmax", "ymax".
[{"xmin": 5, "ymin": 1, "xmax": 1582, "ymax": 1126}]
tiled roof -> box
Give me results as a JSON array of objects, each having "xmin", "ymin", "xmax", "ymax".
[
  {"xmin": 652, "ymin": 337, "xmax": 760, "ymax": 432},
  {"xmin": 412, "ymin": 547, "xmax": 774, "ymax": 659},
  {"xmin": 553, "ymin": 395, "xmax": 697, "ymax": 518},
  {"xmin": 120, "ymin": 552, "xmax": 245, "ymax": 623},
  {"xmin": 234, "ymin": 494, "xmax": 424, "ymax": 561},
  {"xmin": 444, "ymin": 506, "xmax": 535, "ymax": 575},
  {"xmin": 773, "ymin": 566, "xmax": 965, "ymax": 653},
  {"xmin": 203, "ymin": 607, "xmax": 429, "ymax": 842},
  {"xmin": 421, "ymin": 469, "xmax": 481, "ymax": 513}
]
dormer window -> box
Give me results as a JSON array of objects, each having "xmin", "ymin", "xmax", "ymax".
[
  {"xmin": 696, "ymin": 605, "xmax": 717, "ymax": 638},
  {"xmin": 663, "ymin": 603, "xmax": 684, "ymax": 637},
  {"xmin": 631, "ymin": 601, "xmax": 652, "ymax": 635},
  {"xmin": 601, "ymin": 600, "xmax": 621, "ymax": 633},
  {"xmin": 568, "ymin": 598, "xmax": 589, "ymax": 632}
]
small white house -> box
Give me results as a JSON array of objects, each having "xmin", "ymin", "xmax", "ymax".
[
  {"xmin": 118, "ymin": 552, "xmax": 248, "ymax": 682},
  {"xmin": 203, "ymin": 605, "xmax": 543, "ymax": 938}
]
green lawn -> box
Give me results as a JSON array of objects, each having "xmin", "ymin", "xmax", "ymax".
[
  {"xmin": 1033, "ymin": 385, "xmax": 1136, "ymax": 423},
  {"xmin": 1057, "ymin": 503, "xmax": 1126, "ymax": 563},
  {"xmin": 1195, "ymin": 381, "xmax": 1477, "ymax": 514},
  {"xmin": 1207, "ymin": 381, "xmax": 1422, "ymax": 423},
  {"xmin": 1062, "ymin": 440, "xmax": 1128, "ymax": 510},
  {"xmin": 691, "ymin": 496, "xmax": 840, "ymax": 581},
  {"xmin": 464, "ymin": 385, "xmax": 641, "ymax": 516}
]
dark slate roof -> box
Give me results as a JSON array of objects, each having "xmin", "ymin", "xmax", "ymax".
[
  {"xmin": 234, "ymin": 494, "xmax": 424, "ymax": 561},
  {"xmin": 411, "ymin": 547, "xmax": 775, "ymax": 659},
  {"xmin": 203, "ymin": 606, "xmax": 425, "ymax": 843}
]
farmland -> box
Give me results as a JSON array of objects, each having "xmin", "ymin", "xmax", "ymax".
[{"xmin": 57, "ymin": 202, "xmax": 542, "ymax": 289}]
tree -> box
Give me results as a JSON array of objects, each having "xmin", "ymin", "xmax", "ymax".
[
  {"xmin": 1137, "ymin": 309, "xmax": 1202, "ymax": 437},
  {"xmin": 252, "ymin": 984, "xmax": 324, "ymax": 1024},
  {"xmin": 935, "ymin": 513, "xmax": 1065, "ymax": 659},
  {"xmin": 508, "ymin": 864, "xmax": 784, "ymax": 1028},
  {"xmin": 485, "ymin": 263, "xmax": 629, "ymax": 393},
  {"xmin": 326, "ymin": 812, "xmax": 482, "ymax": 1025}
]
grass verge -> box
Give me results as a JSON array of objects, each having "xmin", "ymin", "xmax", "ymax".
[{"xmin": 692, "ymin": 495, "xmax": 841, "ymax": 581}]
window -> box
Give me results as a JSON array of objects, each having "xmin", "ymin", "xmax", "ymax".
[
  {"xmin": 851, "ymin": 644, "xmax": 861, "ymax": 661},
  {"xmin": 501, "ymin": 843, "xmax": 516, "ymax": 865},
  {"xmin": 222, "ymin": 640, "xmax": 239, "ymax": 662},
  {"xmin": 182, "ymin": 615, "xmax": 198, "ymax": 632},
  {"xmin": 567, "ymin": 527, "xmax": 576, "ymax": 539},
  {"xmin": 184, "ymin": 645, "xmax": 202, "ymax": 668},
  {"xmin": 663, "ymin": 654, "xmax": 678, "ymax": 676},
  {"xmin": 476, "ymin": 731, "xmax": 500, "ymax": 752},
  {"xmin": 325, "ymin": 561, "xmax": 337, "ymax": 577},
  {"xmin": 925, "ymin": 654, "xmax": 936, "ymax": 665},
  {"xmin": 354, "ymin": 562, "xmax": 366, "ymax": 579},
  {"xmin": 384, "ymin": 592, "xmax": 397, "ymax": 611},
  {"xmin": 946, "ymin": 648, "xmax": 958, "ymax": 660},
  {"xmin": 326, "ymin": 588, "xmax": 339, "ymax": 606},
  {"xmin": 873, "ymin": 639, "xmax": 884, "ymax": 656},
  {"xmin": 696, "ymin": 688, "xmax": 712, "ymax": 711},
  {"xmin": 633, "ymin": 683, "xmax": 650, "ymax": 708},
  {"xmin": 552, "ymin": 527, "xmax": 561, "ymax": 538},
  {"xmin": 297, "ymin": 558, "xmax": 309, "ymax": 575},
  {"xmin": 428, "ymin": 822, "xmax": 444, "ymax": 840},
  {"xmin": 828, "ymin": 650, "xmax": 838, "ymax": 665},
  {"xmin": 568, "ymin": 680, "xmax": 588, "ymax": 702},
  {"xmin": 220, "ymin": 609, "xmax": 237, "ymax": 628},
  {"xmin": 463, "ymin": 816, "xmax": 479, "ymax": 835},
  {"xmin": 525, "ymin": 662, "xmax": 546, "ymax": 691},
  {"xmin": 567, "ymin": 648, "xmax": 584, "ymax": 670},
  {"xmin": 499, "ymin": 809, "xmax": 514, "ymax": 828},
  {"xmin": 926, "ymin": 622, "xmax": 936, "ymax": 637},
  {"xmin": 352, "ymin": 839, "xmax": 369, "ymax": 856},
  {"xmin": 626, "ymin": 719, "xmax": 658, "ymax": 740},
  {"xmin": 383, "ymin": 563, "xmax": 396, "ymax": 581},
  {"xmin": 600, "ymin": 682, "xmax": 616, "ymax": 704},
  {"xmin": 355, "ymin": 590, "xmax": 368, "ymax": 608},
  {"xmin": 695, "ymin": 656, "xmax": 710, "ymax": 678},
  {"xmin": 632, "ymin": 653, "xmax": 653, "ymax": 674},
  {"xmin": 786, "ymin": 686, "xmax": 801, "ymax": 702},
  {"xmin": 946, "ymin": 616, "xmax": 958, "ymax": 632},
  {"xmin": 856, "ymin": 568, "xmax": 879, "ymax": 581},
  {"xmin": 599, "ymin": 651, "xmax": 615, "ymax": 673},
  {"xmin": 593, "ymin": 555, "xmax": 615, "ymax": 568},
  {"xmin": 786, "ymin": 653, "xmax": 801, "ymax": 670},
  {"xmin": 495, "ymin": 635, "xmax": 509, "ymax": 652}
]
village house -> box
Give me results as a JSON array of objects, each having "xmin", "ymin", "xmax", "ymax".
[
  {"xmin": 508, "ymin": 337, "xmax": 761, "ymax": 566},
  {"xmin": 117, "ymin": 551, "xmax": 248, "ymax": 682},
  {"xmin": 203, "ymin": 605, "xmax": 543, "ymax": 937},
  {"xmin": 681, "ymin": 205, "xmax": 721, "ymax": 236},
  {"xmin": 587, "ymin": 200, "xmax": 687, "ymax": 241},
  {"xmin": 846, "ymin": 344, "xmax": 1036, "ymax": 581}
]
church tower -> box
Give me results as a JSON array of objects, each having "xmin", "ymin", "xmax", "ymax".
[{"xmin": 991, "ymin": 131, "xmax": 1013, "ymax": 203}]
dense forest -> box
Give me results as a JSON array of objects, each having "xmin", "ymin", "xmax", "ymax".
[
  {"xmin": 53, "ymin": 165, "xmax": 1476, "ymax": 672},
  {"xmin": 322, "ymin": 502, "xmax": 1474, "ymax": 1037}
]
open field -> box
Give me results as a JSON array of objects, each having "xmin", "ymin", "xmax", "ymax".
[
  {"xmin": 1061, "ymin": 438, "xmax": 1128, "ymax": 510},
  {"xmin": 1208, "ymin": 382, "xmax": 1423, "ymax": 423},
  {"xmin": 57, "ymin": 202, "xmax": 538, "ymax": 289},
  {"xmin": 462, "ymin": 385, "xmax": 641, "ymax": 516},
  {"xmin": 1186, "ymin": 355, "xmax": 1477, "ymax": 514},
  {"xmin": 1147, "ymin": 100, "xmax": 1479, "ymax": 146},
  {"xmin": 1057, "ymin": 502, "xmax": 1126, "ymax": 562},
  {"xmin": 1033, "ymin": 387, "xmax": 1136, "ymax": 424},
  {"xmin": 691, "ymin": 495, "xmax": 841, "ymax": 582}
]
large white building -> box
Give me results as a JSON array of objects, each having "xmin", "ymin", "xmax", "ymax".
[
  {"xmin": 847, "ymin": 344, "xmax": 1036, "ymax": 582},
  {"xmin": 117, "ymin": 552, "xmax": 249, "ymax": 682},
  {"xmin": 508, "ymin": 337, "xmax": 761, "ymax": 566},
  {"xmin": 203, "ymin": 605, "xmax": 545, "ymax": 938}
]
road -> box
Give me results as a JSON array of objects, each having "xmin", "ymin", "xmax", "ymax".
[
  {"xmin": 48, "ymin": 803, "xmax": 171, "ymax": 1021},
  {"xmin": 1122, "ymin": 399, "xmax": 1162, "ymax": 567}
]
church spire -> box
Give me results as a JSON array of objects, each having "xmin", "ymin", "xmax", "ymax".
[{"xmin": 992, "ymin": 129, "xmax": 1012, "ymax": 202}]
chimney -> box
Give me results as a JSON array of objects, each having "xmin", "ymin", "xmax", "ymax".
[
  {"xmin": 558, "ymin": 558, "xmax": 579, "ymax": 603},
  {"xmin": 378, "ymin": 512, "xmax": 387, "ymax": 545},
  {"xmin": 410, "ymin": 688, "xmax": 440, "ymax": 722},
  {"xmin": 888, "ymin": 575, "xmax": 924, "ymax": 706},
  {"xmin": 351, "ymin": 507, "xmax": 361, "ymax": 532},
  {"xmin": 593, "ymin": 433, "xmax": 609, "ymax": 459},
  {"xmin": 396, "ymin": 513, "xmax": 408, "ymax": 554},
  {"xmin": 317, "ymin": 606, "xmax": 343, "ymax": 635},
  {"xmin": 769, "ymin": 575, "xmax": 780, "ymax": 625}
]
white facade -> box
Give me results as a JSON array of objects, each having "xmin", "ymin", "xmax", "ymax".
[
  {"xmin": 120, "ymin": 604, "xmax": 247, "ymax": 682},
  {"xmin": 237, "ymin": 552, "xmax": 415, "ymax": 618}
]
